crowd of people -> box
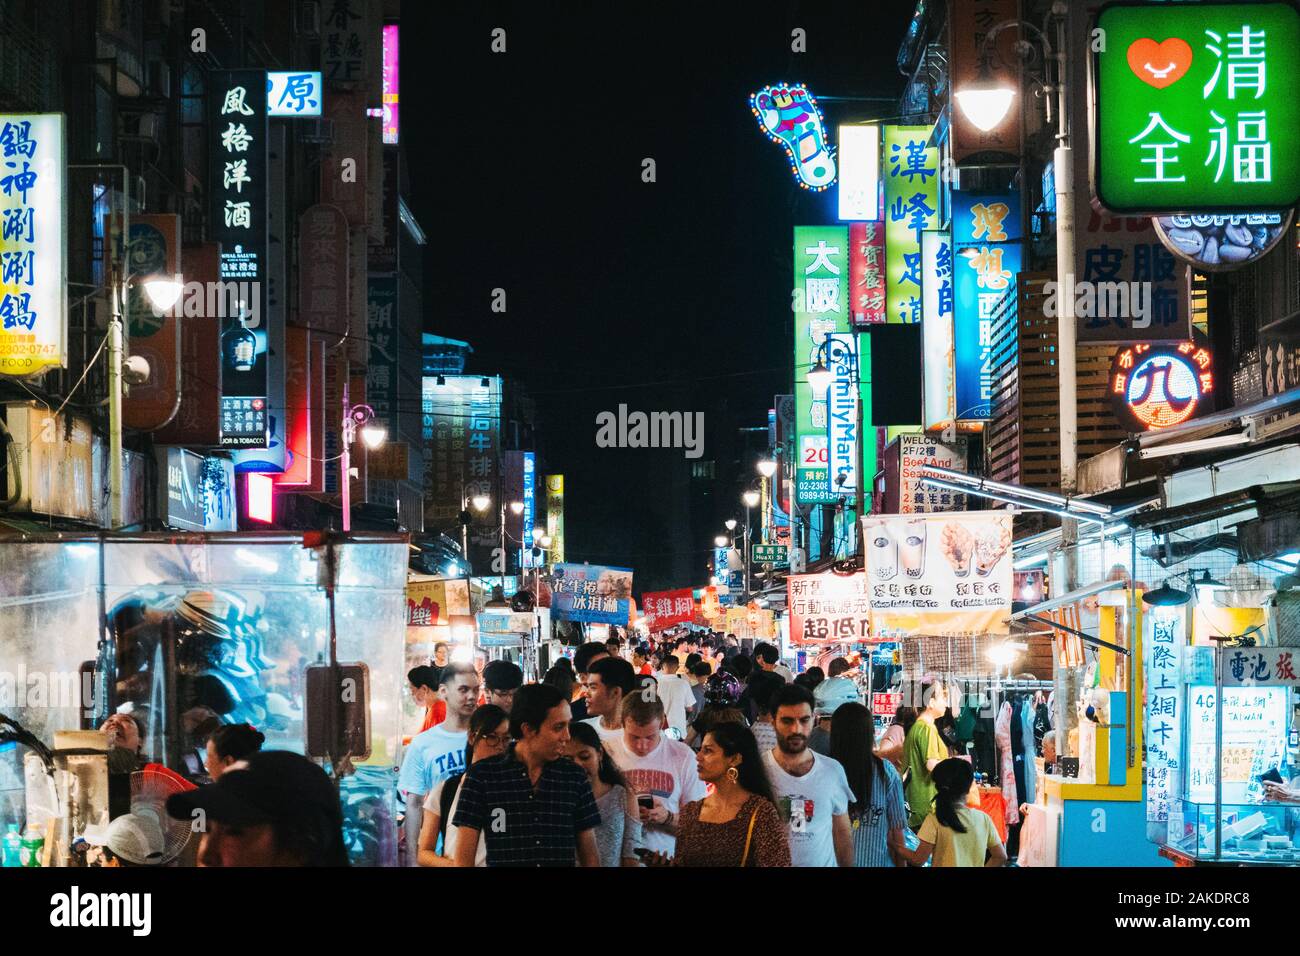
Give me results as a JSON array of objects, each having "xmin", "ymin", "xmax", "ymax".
[
  {"xmin": 391, "ymin": 630, "xmax": 1012, "ymax": 868},
  {"xmin": 78, "ymin": 629, "xmax": 1032, "ymax": 867}
]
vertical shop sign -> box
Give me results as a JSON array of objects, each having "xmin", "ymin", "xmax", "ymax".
[
  {"xmin": 949, "ymin": 0, "xmax": 1022, "ymax": 162},
  {"xmin": 824, "ymin": 333, "xmax": 859, "ymax": 498},
  {"xmin": 210, "ymin": 70, "xmax": 269, "ymax": 448},
  {"xmin": 0, "ymin": 113, "xmax": 66, "ymax": 375},
  {"xmin": 883, "ymin": 125, "xmax": 939, "ymax": 325},
  {"xmin": 952, "ymin": 190, "xmax": 1022, "ymax": 421},
  {"xmin": 382, "ymin": 24, "xmax": 400, "ymax": 144},
  {"xmin": 921, "ymin": 231, "xmax": 956, "ymax": 431},
  {"xmin": 794, "ymin": 226, "xmax": 849, "ymax": 504},
  {"xmin": 545, "ymin": 474, "xmax": 565, "ymax": 563},
  {"xmin": 850, "ymin": 221, "xmax": 887, "ymax": 327}
]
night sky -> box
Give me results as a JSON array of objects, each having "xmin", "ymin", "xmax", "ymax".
[{"xmin": 403, "ymin": 2, "xmax": 918, "ymax": 589}]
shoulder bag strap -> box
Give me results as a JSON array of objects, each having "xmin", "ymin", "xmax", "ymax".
[{"xmin": 739, "ymin": 807, "xmax": 760, "ymax": 867}]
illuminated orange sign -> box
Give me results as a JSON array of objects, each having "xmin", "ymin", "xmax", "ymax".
[{"xmin": 1110, "ymin": 341, "xmax": 1214, "ymax": 432}]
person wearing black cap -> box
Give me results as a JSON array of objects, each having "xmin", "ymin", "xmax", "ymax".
[
  {"xmin": 167, "ymin": 750, "xmax": 348, "ymax": 866},
  {"xmin": 482, "ymin": 659, "xmax": 524, "ymax": 711}
]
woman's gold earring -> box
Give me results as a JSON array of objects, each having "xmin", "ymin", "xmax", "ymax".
[{"xmin": 726, "ymin": 765, "xmax": 739, "ymax": 784}]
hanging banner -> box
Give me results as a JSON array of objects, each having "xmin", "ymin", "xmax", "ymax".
[
  {"xmin": 0, "ymin": 113, "xmax": 66, "ymax": 375},
  {"xmin": 883, "ymin": 125, "xmax": 939, "ymax": 325},
  {"xmin": 794, "ymin": 226, "xmax": 849, "ymax": 504},
  {"xmin": 787, "ymin": 572, "xmax": 872, "ymax": 644},
  {"xmin": 1092, "ymin": 1, "xmax": 1300, "ymax": 215},
  {"xmin": 551, "ymin": 563, "xmax": 634, "ymax": 625},
  {"xmin": 952, "ymin": 190, "xmax": 1023, "ymax": 422},
  {"xmin": 115, "ymin": 213, "xmax": 180, "ymax": 430},
  {"xmin": 921, "ymin": 231, "xmax": 956, "ymax": 431},
  {"xmin": 266, "ymin": 71, "xmax": 322, "ymax": 117},
  {"xmin": 949, "ymin": 0, "xmax": 1022, "ymax": 162},
  {"xmin": 210, "ymin": 70, "xmax": 270, "ymax": 448},
  {"xmin": 641, "ymin": 588, "xmax": 695, "ymax": 632},
  {"xmin": 862, "ymin": 512, "xmax": 1012, "ymax": 637}
]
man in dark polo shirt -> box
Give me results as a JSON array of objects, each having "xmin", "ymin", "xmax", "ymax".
[{"xmin": 452, "ymin": 683, "xmax": 600, "ymax": 866}]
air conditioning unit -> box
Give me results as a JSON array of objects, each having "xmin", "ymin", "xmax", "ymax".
[{"xmin": 296, "ymin": 0, "xmax": 321, "ymax": 37}]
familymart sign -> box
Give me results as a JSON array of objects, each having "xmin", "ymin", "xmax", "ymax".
[{"xmin": 1092, "ymin": 1, "xmax": 1300, "ymax": 214}]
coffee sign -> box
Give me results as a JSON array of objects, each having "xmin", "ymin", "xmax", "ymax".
[{"xmin": 1152, "ymin": 210, "xmax": 1292, "ymax": 271}]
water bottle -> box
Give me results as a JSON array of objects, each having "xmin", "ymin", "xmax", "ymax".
[
  {"xmin": 1, "ymin": 824, "xmax": 22, "ymax": 867},
  {"xmin": 19, "ymin": 827, "xmax": 42, "ymax": 867}
]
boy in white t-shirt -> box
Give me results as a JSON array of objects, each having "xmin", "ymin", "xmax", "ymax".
[{"xmin": 605, "ymin": 692, "xmax": 706, "ymax": 855}]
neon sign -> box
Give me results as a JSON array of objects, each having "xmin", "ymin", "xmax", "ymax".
[
  {"xmin": 750, "ymin": 84, "xmax": 835, "ymax": 191},
  {"xmin": 1110, "ymin": 341, "xmax": 1214, "ymax": 431}
]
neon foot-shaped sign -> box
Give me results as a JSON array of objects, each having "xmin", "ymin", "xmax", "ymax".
[{"xmin": 750, "ymin": 84, "xmax": 836, "ymax": 190}]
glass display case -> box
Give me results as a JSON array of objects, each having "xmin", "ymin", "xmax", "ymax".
[{"xmin": 1158, "ymin": 643, "xmax": 1300, "ymax": 864}]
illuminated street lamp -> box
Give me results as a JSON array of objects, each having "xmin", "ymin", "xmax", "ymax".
[
  {"xmin": 954, "ymin": 78, "xmax": 1017, "ymax": 132},
  {"xmin": 741, "ymin": 490, "xmax": 761, "ymax": 595},
  {"xmin": 714, "ymin": 534, "xmax": 729, "ymax": 548},
  {"xmin": 724, "ymin": 519, "xmax": 737, "ymax": 532},
  {"xmin": 509, "ymin": 500, "xmax": 525, "ymax": 516},
  {"xmin": 756, "ymin": 458, "xmax": 777, "ymax": 479},
  {"xmin": 340, "ymin": 394, "xmax": 384, "ymax": 532},
  {"xmin": 807, "ymin": 357, "xmax": 833, "ymax": 396}
]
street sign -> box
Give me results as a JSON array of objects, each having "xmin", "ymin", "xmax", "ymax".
[
  {"xmin": 752, "ymin": 543, "xmax": 789, "ymax": 565},
  {"xmin": 1092, "ymin": 2, "xmax": 1300, "ymax": 213}
]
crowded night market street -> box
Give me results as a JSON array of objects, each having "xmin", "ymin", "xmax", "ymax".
[{"xmin": 0, "ymin": 0, "xmax": 1298, "ymax": 939}]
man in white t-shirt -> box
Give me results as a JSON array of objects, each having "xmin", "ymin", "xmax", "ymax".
[
  {"xmin": 605, "ymin": 692, "xmax": 706, "ymax": 855},
  {"xmin": 581, "ymin": 656, "xmax": 637, "ymax": 744},
  {"xmin": 653, "ymin": 656, "xmax": 691, "ymax": 736},
  {"xmin": 762, "ymin": 682, "xmax": 854, "ymax": 867},
  {"xmin": 398, "ymin": 662, "xmax": 479, "ymax": 865}
]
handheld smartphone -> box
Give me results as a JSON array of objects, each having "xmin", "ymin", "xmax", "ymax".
[
  {"xmin": 1259, "ymin": 767, "xmax": 1285, "ymax": 785},
  {"xmin": 633, "ymin": 847, "xmax": 652, "ymax": 858},
  {"xmin": 637, "ymin": 794, "xmax": 654, "ymax": 810}
]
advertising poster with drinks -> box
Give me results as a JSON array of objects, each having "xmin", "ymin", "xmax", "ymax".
[
  {"xmin": 551, "ymin": 563, "xmax": 634, "ymax": 625},
  {"xmin": 787, "ymin": 572, "xmax": 872, "ymax": 644},
  {"xmin": 862, "ymin": 512, "xmax": 1012, "ymax": 638}
]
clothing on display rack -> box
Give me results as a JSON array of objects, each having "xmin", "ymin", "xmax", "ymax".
[{"xmin": 994, "ymin": 701, "xmax": 1019, "ymax": 827}]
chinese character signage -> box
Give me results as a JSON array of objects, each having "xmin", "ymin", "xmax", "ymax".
[
  {"xmin": 299, "ymin": 204, "xmax": 349, "ymax": 342},
  {"xmin": 862, "ymin": 512, "xmax": 1011, "ymax": 638},
  {"xmin": 1144, "ymin": 610, "xmax": 1183, "ymax": 824},
  {"xmin": 551, "ymin": 563, "xmax": 634, "ymax": 625},
  {"xmin": 266, "ymin": 71, "xmax": 322, "ymax": 116},
  {"xmin": 642, "ymin": 588, "xmax": 695, "ymax": 632},
  {"xmin": 752, "ymin": 543, "xmax": 789, "ymax": 565},
  {"xmin": 921, "ymin": 231, "xmax": 956, "ymax": 431},
  {"xmin": 1109, "ymin": 340, "xmax": 1214, "ymax": 431},
  {"xmin": 794, "ymin": 226, "xmax": 849, "ymax": 504},
  {"xmin": 884, "ymin": 125, "xmax": 939, "ymax": 325},
  {"xmin": 323, "ymin": 0, "xmax": 371, "ymax": 85},
  {"xmin": 898, "ymin": 433, "xmax": 968, "ymax": 513},
  {"xmin": 406, "ymin": 578, "xmax": 471, "ymax": 628},
  {"xmin": 382, "ymin": 24, "xmax": 399, "ymax": 143},
  {"xmin": 0, "ymin": 113, "xmax": 66, "ymax": 376},
  {"xmin": 750, "ymin": 84, "xmax": 836, "ymax": 190},
  {"xmin": 210, "ymin": 71, "xmax": 270, "ymax": 448},
  {"xmin": 365, "ymin": 274, "xmax": 399, "ymax": 475},
  {"xmin": 787, "ymin": 572, "xmax": 872, "ymax": 644},
  {"xmin": 522, "ymin": 451, "xmax": 536, "ymax": 567},
  {"xmin": 838, "ymin": 124, "xmax": 879, "ymax": 220},
  {"xmin": 1093, "ymin": 2, "xmax": 1300, "ymax": 213},
  {"xmin": 1219, "ymin": 646, "xmax": 1300, "ymax": 688},
  {"xmin": 1152, "ymin": 209, "xmax": 1292, "ymax": 272},
  {"xmin": 850, "ymin": 221, "xmax": 886, "ymax": 326},
  {"xmin": 952, "ymin": 190, "xmax": 1022, "ymax": 421}
]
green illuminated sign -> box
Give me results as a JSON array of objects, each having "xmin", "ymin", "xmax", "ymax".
[
  {"xmin": 752, "ymin": 543, "xmax": 788, "ymax": 564},
  {"xmin": 793, "ymin": 226, "xmax": 849, "ymax": 505},
  {"xmin": 1094, "ymin": 1, "xmax": 1300, "ymax": 213},
  {"xmin": 883, "ymin": 125, "xmax": 939, "ymax": 325}
]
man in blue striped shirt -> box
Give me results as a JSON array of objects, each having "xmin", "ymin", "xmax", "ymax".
[{"xmin": 453, "ymin": 683, "xmax": 601, "ymax": 867}]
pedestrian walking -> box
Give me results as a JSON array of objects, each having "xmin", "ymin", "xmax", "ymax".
[
  {"xmin": 568, "ymin": 719, "xmax": 643, "ymax": 866},
  {"xmin": 829, "ymin": 702, "xmax": 906, "ymax": 867},
  {"xmin": 416, "ymin": 704, "xmax": 510, "ymax": 867},
  {"xmin": 904, "ymin": 758, "xmax": 1007, "ymax": 868}
]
